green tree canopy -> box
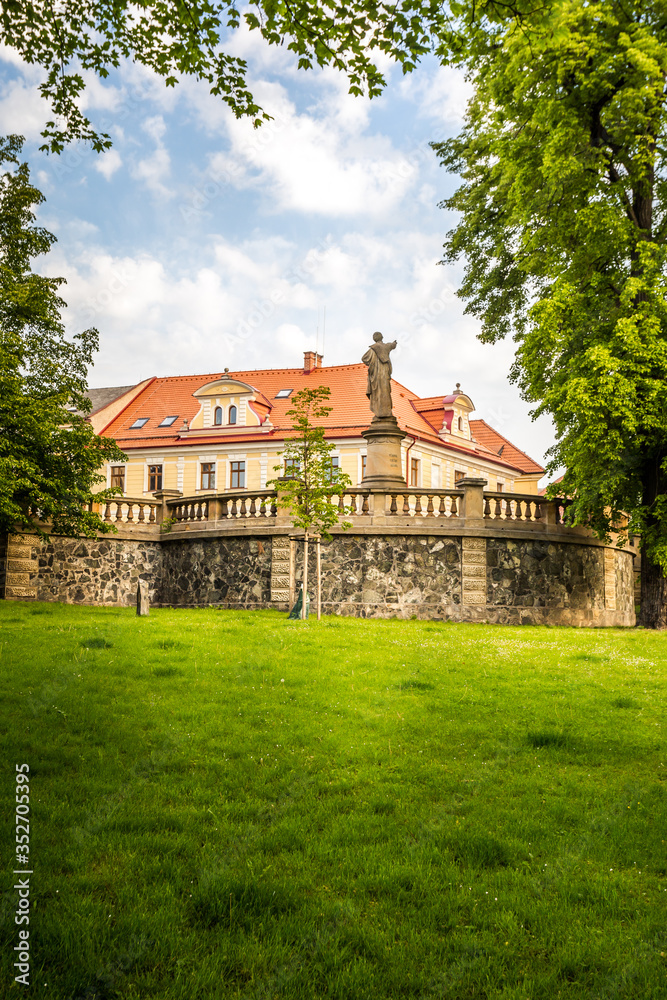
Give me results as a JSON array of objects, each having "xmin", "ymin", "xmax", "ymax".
[
  {"xmin": 270, "ymin": 385, "xmax": 352, "ymax": 540},
  {"xmin": 1, "ymin": 0, "xmax": 452, "ymax": 153},
  {"xmin": 0, "ymin": 135, "xmax": 126, "ymax": 537},
  {"xmin": 434, "ymin": 0, "xmax": 667, "ymax": 626}
]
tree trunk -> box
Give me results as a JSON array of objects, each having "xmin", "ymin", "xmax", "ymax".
[
  {"xmin": 316, "ymin": 535, "xmax": 321, "ymax": 621},
  {"xmin": 302, "ymin": 531, "xmax": 309, "ymax": 621},
  {"xmin": 638, "ymin": 456, "xmax": 667, "ymax": 628},
  {"xmin": 638, "ymin": 544, "xmax": 667, "ymax": 628}
]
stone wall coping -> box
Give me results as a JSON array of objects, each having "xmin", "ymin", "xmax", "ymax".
[{"xmin": 151, "ymin": 520, "xmax": 636, "ymax": 555}]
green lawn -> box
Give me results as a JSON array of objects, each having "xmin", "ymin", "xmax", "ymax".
[{"xmin": 1, "ymin": 602, "xmax": 667, "ymax": 999}]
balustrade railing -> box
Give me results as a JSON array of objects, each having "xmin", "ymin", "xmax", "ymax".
[
  {"xmin": 386, "ymin": 489, "xmax": 462, "ymax": 518},
  {"xmin": 217, "ymin": 490, "xmax": 277, "ymax": 520},
  {"xmin": 97, "ymin": 488, "xmax": 574, "ymax": 531},
  {"xmin": 172, "ymin": 499, "xmax": 209, "ymax": 523},
  {"xmin": 97, "ymin": 497, "xmax": 160, "ymax": 524},
  {"xmin": 482, "ymin": 492, "xmax": 543, "ymax": 522}
]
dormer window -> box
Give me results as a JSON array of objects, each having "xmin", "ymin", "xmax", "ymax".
[
  {"xmin": 458, "ymin": 417, "xmax": 463, "ymax": 431},
  {"xmin": 214, "ymin": 406, "xmax": 223, "ymax": 425},
  {"xmin": 158, "ymin": 416, "xmax": 178, "ymax": 427},
  {"xmin": 229, "ymin": 405, "xmax": 237, "ymax": 425},
  {"xmin": 129, "ymin": 418, "xmax": 149, "ymax": 429},
  {"xmin": 275, "ymin": 389, "xmax": 293, "ymax": 399}
]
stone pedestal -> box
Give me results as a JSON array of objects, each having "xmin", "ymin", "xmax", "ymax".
[{"xmin": 361, "ymin": 417, "xmax": 406, "ymax": 490}]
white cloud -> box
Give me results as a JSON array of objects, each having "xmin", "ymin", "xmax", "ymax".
[
  {"xmin": 94, "ymin": 148, "xmax": 123, "ymax": 180},
  {"xmin": 206, "ymin": 82, "xmax": 419, "ymax": 217},
  {"xmin": 129, "ymin": 116, "xmax": 172, "ymax": 196}
]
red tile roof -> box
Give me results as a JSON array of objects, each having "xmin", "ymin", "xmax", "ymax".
[
  {"xmin": 469, "ymin": 419, "xmax": 545, "ymax": 475},
  {"xmin": 97, "ymin": 364, "xmax": 542, "ymax": 474}
]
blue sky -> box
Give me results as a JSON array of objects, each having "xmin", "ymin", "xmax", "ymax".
[{"xmin": 0, "ymin": 31, "xmax": 556, "ymax": 473}]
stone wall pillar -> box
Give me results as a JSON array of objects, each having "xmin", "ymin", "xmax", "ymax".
[
  {"xmin": 458, "ymin": 477, "xmax": 487, "ymax": 523},
  {"xmin": 3, "ymin": 533, "xmax": 37, "ymax": 600},
  {"xmin": 270, "ymin": 536, "xmax": 291, "ymax": 606},
  {"xmin": 152, "ymin": 490, "xmax": 182, "ymax": 526},
  {"xmin": 461, "ymin": 537, "xmax": 487, "ymax": 608}
]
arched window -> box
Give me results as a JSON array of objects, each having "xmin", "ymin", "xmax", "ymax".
[
  {"xmin": 229, "ymin": 405, "xmax": 237, "ymax": 425},
  {"xmin": 214, "ymin": 406, "xmax": 223, "ymax": 425},
  {"xmin": 457, "ymin": 416, "xmax": 463, "ymax": 431}
]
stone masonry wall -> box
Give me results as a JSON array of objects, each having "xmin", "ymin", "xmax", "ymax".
[
  {"xmin": 299, "ymin": 534, "xmax": 461, "ymax": 617},
  {"xmin": 158, "ymin": 536, "xmax": 273, "ymax": 607},
  {"xmin": 3, "ymin": 527, "xmax": 636, "ymax": 626},
  {"xmin": 486, "ymin": 538, "xmax": 606, "ymax": 610},
  {"xmin": 29, "ymin": 536, "xmax": 163, "ymax": 607}
]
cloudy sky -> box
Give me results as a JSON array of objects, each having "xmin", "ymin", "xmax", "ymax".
[{"xmin": 0, "ymin": 29, "xmax": 555, "ymax": 474}]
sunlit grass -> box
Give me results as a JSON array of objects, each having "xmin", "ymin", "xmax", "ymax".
[{"xmin": 1, "ymin": 602, "xmax": 666, "ymax": 998}]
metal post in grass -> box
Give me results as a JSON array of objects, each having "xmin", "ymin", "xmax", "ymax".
[{"xmin": 268, "ymin": 387, "xmax": 353, "ymax": 621}]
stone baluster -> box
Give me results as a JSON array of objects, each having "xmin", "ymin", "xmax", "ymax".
[
  {"xmin": 138, "ymin": 503, "xmax": 145, "ymax": 523},
  {"xmin": 104, "ymin": 501, "xmax": 112, "ymax": 522},
  {"xmin": 494, "ymin": 497, "xmax": 502, "ymax": 518},
  {"xmin": 148, "ymin": 504, "xmax": 156, "ymax": 523},
  {"xmin": 402, "ymin": 494, "xmax": 410, "ymax": 515},
  {"xmin": 450, "ymin": 495, "xmax": 458, "ymax": 517},
  {"xmin": 414, "ymin": 494, "xmax": 422, "ymax": 516},
  {"xmin": 426, "ymin": 494, "xmax": 434, "ymax": 517},
  {"xmin": 249, "ymin": 496, "xmax": 257, "ymax": 517},
  {"xmin": 515, "ymin": 499, "xmax": 523, "ymax": 520},
  {"xmin": 362, "ymin": 494, "xmax": 369, "ymax": 515},
  {"xmin": 390, "ymin": 494, "xmax": 398, "ymax": 515},
  {"xmin": 484, "ymin": 496, "xmax": 491, "ymax": 517},
  {"xmin": 438, "ymin": 495, "xmax": 447, "ymax": 517}
]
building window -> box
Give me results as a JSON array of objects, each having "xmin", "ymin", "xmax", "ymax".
[
  {"xmin": 497, "ymin": 482, "xmax": 504, "ymax": 492},
  {"xmin": 148, "ymin": 465, "xmax": 162, "ymax": 491},
  {"xmin": 110, "ymin": 466, "xmax": 125, "ymax": 491},
  {"xmin": 432, "ymin": 464, "xmax": 441, "ymax": 489},
  {"xmin": 228, "ymin": 405, "xmax": 237, "ymax": 425},
  {"xmin": 275, "ymin": 389, "xmax": 293, "ymax": 399},
  {"xmin": 410, "ymin": 457, "xmax": 420, "ymax": 487},
  {"xmin": 129, "ymin": 417, "xmax": 149, "ymax": 429},
  {"xmin": 328, "ymin": 456, "xmax": 340, "ymax": 481},
  {"xmin": 230, "ymin": 461, "xmax": 245, "ymax": 488},
  {"xmin": 361, "ymin": 455, "xmax": 367, "ymax": 480},
  {"xmin": 158, "ymin": 416, "xmax": 178, "ymax": 427},
  {"xmin": 201, "ymin": 462, "xmax": 216, "ymax": 490},
  {"xmin": 214, "ymin": 406, "xmax": 223, "ymax": 425},
  {"xmin": 455, "ymin": 469, "xmax": 466, "ymax": 483},
  {"xmin": 457, "ymin": 416, "xmax": 463, "ymax": 431},
  {"xmin": 284, "ymin": 458, "xmax": 300, "ymax": 478}
]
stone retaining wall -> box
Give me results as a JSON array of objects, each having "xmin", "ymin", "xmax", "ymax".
[
  {"xmin": 30, "ymin": 536, "xmax": 163, "ymax": 607},
  {"xmin": 1, "ymin": 527, "xmax": 636, "ymax": 627}
]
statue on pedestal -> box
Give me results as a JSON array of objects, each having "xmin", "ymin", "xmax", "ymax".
[{"xmin": 362, "ymin": 331, "xmax": 397, "ymax": 420}]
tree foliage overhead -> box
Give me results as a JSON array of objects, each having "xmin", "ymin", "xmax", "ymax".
[
  {"xmin": 0, "ymin": 134, "xmax": 126, "ymax": 537},
  {"xmin": 0, "ymin": 0, "xmax": 450, "ymax": 153},
  {"xmin": 434, "ymin": 0, "xmax": 667, "ymax": 622}
]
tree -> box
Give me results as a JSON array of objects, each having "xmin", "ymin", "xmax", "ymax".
[
  {"xmin": 1, "ymin": 0, "xmax": 449, "ymax": 153},
  {"xmin": 0, "ymin": 135, "xmax": 126, "ymax": 538},
  {"xmin": 434, "ymin": 0, "xmax": 667, "ymax": 628},
  {"xmin": 269, "ymin": 386, "xmax": 352, "ymax": 619}
]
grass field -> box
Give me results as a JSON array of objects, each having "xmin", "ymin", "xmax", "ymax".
[{"xmin": 1, "ymin": 602, "xmax": 667, "ymax": 999}]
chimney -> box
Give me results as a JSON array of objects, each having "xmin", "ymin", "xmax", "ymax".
[{"xmin": 303, "ymin": 351, "xmax": 323, "ymax": 372}]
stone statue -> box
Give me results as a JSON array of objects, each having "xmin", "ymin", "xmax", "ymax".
[{"xmin": 362, "ymin": 331, "xmax": 397, "ymax": 420}]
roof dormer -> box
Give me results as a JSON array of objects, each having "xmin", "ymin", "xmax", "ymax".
[
  {"xmin": 186, "ymin": 377, "xmax": 273, "ymax": 434},
  {"xmin": 441, "ymin": 385, "xmax": 475, "ymax": 442}
]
